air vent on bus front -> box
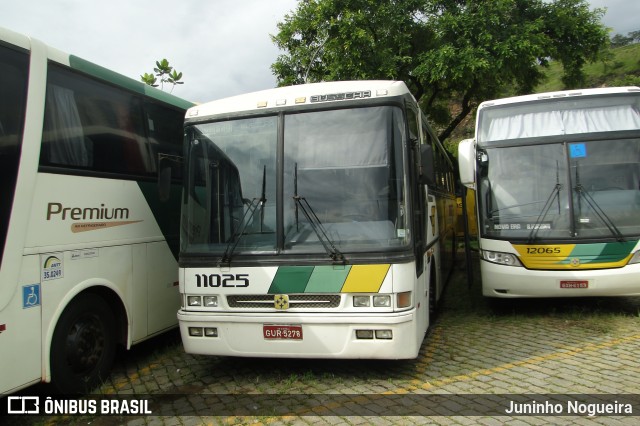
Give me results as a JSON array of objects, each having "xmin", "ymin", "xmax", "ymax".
[{"xmin": 226, "ymin": 294, "xmax": 341, "ymax": 309}]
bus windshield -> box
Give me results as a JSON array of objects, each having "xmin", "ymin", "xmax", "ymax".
[
  {"xmin": 477, "ymin": 92, "xmax": 640, "ymax": 241},
  {"xmin": 478, "ymin": 138, "xmax": 640, "ymax": 240},
  {"xmin": 182, "ymin": 105, "xmax": 410, "ymax": 257}
]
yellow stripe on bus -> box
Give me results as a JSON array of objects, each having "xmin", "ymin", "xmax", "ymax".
[
  {"xmin": 340, "ymin": 264, "xmax": 390, "ymax": 293},
  {"xmin": 513, "ymin": 244, "xmax": 575, "ymax": 269}
]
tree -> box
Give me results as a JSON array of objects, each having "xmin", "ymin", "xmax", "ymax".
[
  {"xmin": 271, "ymin": 0, "xmax": 608, "ymax": 142},
  {"xmin": 611, "ymin": 30, "xmax": 640, "ymax": 47},
  {"xmin": 141, "ymin": 59, "xmax": 184, "ymax": 92},
  {"xmin": 610, "ymin": 33, "xmax": 633, "ymax": 48}
]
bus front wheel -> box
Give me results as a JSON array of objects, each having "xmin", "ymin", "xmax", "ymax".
[{"xmin": 50, "ymin": 293, "xmax": 117, "ymax": 394}]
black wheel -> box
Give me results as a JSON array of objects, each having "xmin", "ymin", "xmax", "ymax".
[{"xmin": 50, "ymin": 293, "xmax": 117, "ymax": 394}]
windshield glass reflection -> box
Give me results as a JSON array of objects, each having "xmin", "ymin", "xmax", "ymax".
[
  {"xmin": 478, "ymin": 139, "xmax": 640, "ymax": 240},
  {"xmin": 181, "ymin": 117, "xmax": 278, "ymax": 255},
  {"xmin": 181, "ymin": 105, "xmax": 410, "ymax": 257},
  {"xmin": 283, "ymin": 106, "xmax": 409, "ymax": 253}
]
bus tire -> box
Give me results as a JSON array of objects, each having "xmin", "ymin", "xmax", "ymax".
[{"xmin": 50, "ymin": 292, "xmax": 117, "ymax": 394}]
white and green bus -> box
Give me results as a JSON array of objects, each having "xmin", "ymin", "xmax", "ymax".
[
  {"xmin": 176, "ymin": 80, "xmax": 458, "ymax": 359},
  {"xmin": 458, "ymin": 87, "xmax": 640, "ymax": 297},
  {"xmin": 0, "ymin": 27, "xmax": 192, "ymax": 394}
]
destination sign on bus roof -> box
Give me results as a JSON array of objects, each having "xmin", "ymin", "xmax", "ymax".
[{"xmin": 310, "ymin": 90, "xmax": 372, "ymax": 103}]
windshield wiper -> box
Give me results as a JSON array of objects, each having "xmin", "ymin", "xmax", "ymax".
[
  {"xmin": 527, "ymin": 184, "xmax": 562, "ymax": 243},
  {"xmin": 293, "ymin": 195, "xmax": 345, "ymax": 263},
  {"xmin": 220, "ymin": 198, "xmax": 261, "ymax": 265},
  {"xmin": 293, "ymin": 163, "xmax": 344, "ymax": 263},
  {"xmin": 573, "ymin": 163, "xmax": 625, "ymax": 242},
  {"xmin": 528, "ymin": 161, "xmax": 563, "ymax": 243},
  {"xmin": 220, "ymin": 166, "xmax": 268, "ymax": 265}
]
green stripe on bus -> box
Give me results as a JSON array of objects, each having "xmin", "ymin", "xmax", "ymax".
[
  {"xmin": 69, "ymin": 55, "xmax": 194, "ymax": 110},
  {"xmin": 267, "ymin": 265, "xmax": 391, "ymax": 294},
  {"xmin": 268, "ymin": 266, "xmax": 314, "ymax": 294},
  {"xmin": 305, "ymin": 266, "xmax": 351, "ymax": 293},
  {"xmin": 564, "ymin": 241, "xmax": 637, "ymax": 264}
]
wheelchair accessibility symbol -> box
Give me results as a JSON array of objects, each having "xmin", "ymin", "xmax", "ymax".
[{"xmin": 22, "ymin": 284, "xmax": 40, "ymax": 309}]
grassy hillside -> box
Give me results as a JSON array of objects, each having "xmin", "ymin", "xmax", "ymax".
[
  {"xmin": 536, "ymin": 43, "xmax": 640, "ymax": 92},
  {"xmin": 445, "ymin": 43, "xmax": 640, "ymax": 152}
]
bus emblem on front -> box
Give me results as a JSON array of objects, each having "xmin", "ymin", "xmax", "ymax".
[{"xmin": 274, "ymin": 294, "xmax": 289, "ymax": 310}]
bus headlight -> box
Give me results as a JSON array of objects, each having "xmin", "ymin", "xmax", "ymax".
[
  {"xmin": 203, "ymin": 296, "xmax": 218, "ymax": 307},
  {"xmin": 481, "ymin": 250, "xmax": 523, "ymax": 267},
  {"xmin": 629, "ymin": 251, "xmax": 640, "ymax": 265},
  {"xmin": 353, "ymin": 296, "xmax": 370, "ymax": 307},
  {"xmin": 187, "ymin": 296, "xmax": 202, "ymax": 307},
  {"xmin": 373, "ymin": 295, "xmax": 391, "ymax": 307}
]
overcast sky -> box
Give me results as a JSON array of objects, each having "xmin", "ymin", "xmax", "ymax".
[{"xmin": 0, "ymin": 0, "xmax": 637, "ymax": 104}]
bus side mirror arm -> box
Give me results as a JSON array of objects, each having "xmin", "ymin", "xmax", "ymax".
[
  {"xmin": 420, "ymin": 145, "xmax": 436, "ymax": 187},
  {"xmin": 157, "ymin": 154, "xmax": 183, "ymax": 202}
]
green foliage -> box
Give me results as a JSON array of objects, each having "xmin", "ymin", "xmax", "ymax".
[
  {"xmin": 140, "ymin": 72, "xmax": 157, "ymax": 87},
  {"xmin": 271, "ymin": 0, "xmax": 609, "ymax": 142},
  {"xmin": 611, "ymin": 34, "xmax": 634, "ymax": 48},
  {"xmin": 536, "ymin": 43, "xmax": 640, "ymax": 92},
  {"xmin": 610, "ymin": 29, "xmax": 640, "ymax": 48},
  {"xmin": 141, "ymin": 58, "xmax": 184, "ymax": 92}
]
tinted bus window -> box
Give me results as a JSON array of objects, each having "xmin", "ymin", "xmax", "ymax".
[
  {"xmin": 41, "ymin": 63, "xmax": 151, "ymax": 176},
  {"xmin": 0, "ymin": 44, "xmax": 28, "ymax": 265},
  {"xmin": 144, "ymin": 100, "xmax": 185, "ymax": 177}
]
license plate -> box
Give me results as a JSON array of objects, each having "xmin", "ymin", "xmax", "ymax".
[
  {"xmin": 263, "ymin": 324, "xmax": 303, "ymax": 340},
  {"xmin": 560, "ymin": 280, "xmax": 589, "ymax": 289}
]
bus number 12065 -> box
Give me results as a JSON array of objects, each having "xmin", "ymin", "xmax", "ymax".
[{"xmin": 526, "ymin": 247, "xmax": 562, "ymax": 255}]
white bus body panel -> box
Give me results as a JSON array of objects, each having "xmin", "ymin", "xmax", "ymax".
[
  {"xmin": 0, "ymin": 255, "xmax": 42, "ymax": 394},
  {"xmin": 481, "ymin": 261, "xmax": 640, "ymax": 298},
  {"xmin": 1, "ymin": 174, "xmax": 179, "ymax": 393},
  {"xmin": 178, "ymin": 311, "xmax": 419, "ymax": 359},
  {"xmin": 178, "ymin": 262, "xmax": 428, "ymax": 359}
]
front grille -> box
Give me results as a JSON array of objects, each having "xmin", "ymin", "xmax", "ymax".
[{"xmin": 226, "ymin": 294, "xmax": 341, "ymax": 309}]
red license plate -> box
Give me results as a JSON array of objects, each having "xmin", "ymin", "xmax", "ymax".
[
  {"xmin": 560, "ymin": 280, "xmax": 589, "ymax": 289},
  {"xmin": 263, "ymin": 324, "xmax": 303, "ymax": 340}
]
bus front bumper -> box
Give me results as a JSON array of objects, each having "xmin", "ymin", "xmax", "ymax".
[
  {"xmin": 177, "ymin": 310, "xmax": 420, "ymax": 359},
  {"xmin": 481, "ymin": 260, "xmax": 640, "ymax": 298}
]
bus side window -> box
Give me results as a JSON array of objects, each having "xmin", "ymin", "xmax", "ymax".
[
  {"xmin": 144, "ymin": 101, "xmax": 185, "ymax": 179},
  {"xmin": 42, "ymin": 84, "xmax": 92, "ymax": 167},
  {"xmin": 0, "ymin": 44, "xmax": 29, "ymax": 264},
  {"xmin": 41, "ymin": 64, "xmax": 151, "ymax": 177}
]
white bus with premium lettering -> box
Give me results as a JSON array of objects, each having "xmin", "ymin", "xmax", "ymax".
[
  {"xmin": 0, "ymin": 26, "xmax": 192, "ymax": 395},
  {"xmin": 458, "ymin": 87, "xmax": 640, "ymax": 298},
  {"xmin": 174, "ymin": 80, "xmax": 458, "ymax": 359}
]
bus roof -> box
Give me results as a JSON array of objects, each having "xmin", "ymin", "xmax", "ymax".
[
  {"xmin": 186, "ymin": 80, "xmax": 413, "ymax": 119},
  {"xmin": 0, "ymin": 26, "xmax": 193, "ymax": 111},
  {"xmin": 478, "ymin": 86, "xmax": 640, "ymax": 110}
]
